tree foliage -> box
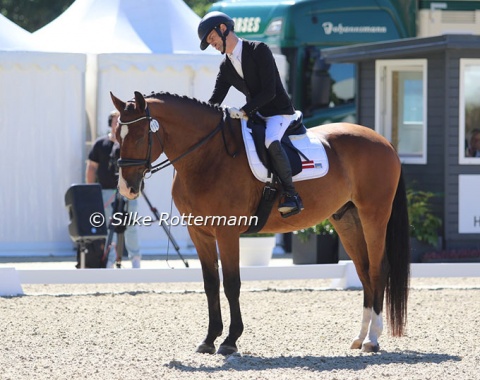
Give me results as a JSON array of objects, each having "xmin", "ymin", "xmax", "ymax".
[
  {"xmin": 1, "ymin": 0, "xmax": 215, "ymax": 32},
  {"xmin": 185, "ymin": 0, "xmax": 215, "ymax": 17},
  {"xmin": 1, "ymin": 0, "xmax": 75, "ymax": 32}
]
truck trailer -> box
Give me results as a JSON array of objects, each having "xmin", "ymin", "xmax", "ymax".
[{"xmin": 209, "ymin": 0, "xmax": 480, "ymax": 126}]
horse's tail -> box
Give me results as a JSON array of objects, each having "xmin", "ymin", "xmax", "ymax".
[{"xmin": 385, "ymin": 169, "xmax": 410, "ymax": 337}]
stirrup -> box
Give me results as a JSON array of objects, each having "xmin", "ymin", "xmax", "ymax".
[
  {"xmin": 280, "ymin": 207, "xmax": 302, "ymax": 218},
  {"xmin": 278, "ymin": 194, "xmax": 304, "ymax": 218}
]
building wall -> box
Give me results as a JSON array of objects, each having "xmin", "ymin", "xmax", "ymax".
[
  {"xmin": 357, "ymin": 61, "xmax": 375, "ymax": 128},
  {"xmin": 357, "ymin": 49, "xmax": 480, "ymax": 250},
  {"xmin": 444, "ymin": 49, "xmax": 480, "ymax": 249},
  {"xmin": 357, "ymin": 53, "xmax": 447, "ymax": 243},
  {"xmin": 324, "ymin": 35, "xmax": 480, "ymax": 252}
]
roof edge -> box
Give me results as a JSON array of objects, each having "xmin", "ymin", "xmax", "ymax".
[{"xmin": 322, "ymin": 34, "xmax": 480, "ymax": 63}]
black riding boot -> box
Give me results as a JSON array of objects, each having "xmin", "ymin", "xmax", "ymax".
[{"xmin": 267, "ymin": 141, "xmax": 304, "ymax": 217}]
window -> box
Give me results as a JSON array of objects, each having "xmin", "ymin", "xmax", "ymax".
[
  {"xmin": 459, "ymin": 59, "xmax": 480, "ymax": 164},
  {"xmin": 375, "ymin": 60, "xmax": 427, "ymax": 164},
  {"xmin": 302, "ymin": 47, "xmax": 355, "ymax": 114}
]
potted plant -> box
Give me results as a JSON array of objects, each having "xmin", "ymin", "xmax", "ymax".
[
  {"xmin": 239, "ymin": 232, "xmax": 275, "ymax": 266},
  {"xmin": 292, "ymin": 220, "xmax": 339, "ymax": 264},
  {"xmin": 407, "ymin": 187, "xmax": 442, "ymax": 262}
]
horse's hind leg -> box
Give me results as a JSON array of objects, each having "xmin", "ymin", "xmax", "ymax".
[
  {"xmin": 357, "ymin": 206, "xmax": 391, "ymax": 352},
  {"xmin": 330, "ymin": 207, "xmax": 388, "ymax": 352}
]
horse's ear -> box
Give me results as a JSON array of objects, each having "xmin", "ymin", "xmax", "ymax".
[
  {"xmin": 134, "ymin": 91, "xmax": 146, "ymax": 111},
  {"xmin": 110, "ymin": 92, "xmax": 126, "ymax": 112}
]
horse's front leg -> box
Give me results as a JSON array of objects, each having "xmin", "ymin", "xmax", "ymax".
[
  {"xmin": 189, "ymin": 229, "xmax": 223, "ymax": 354},
  {"xmin": 216, "ymin": 229, "xmax": 243, "ymax": 355}
]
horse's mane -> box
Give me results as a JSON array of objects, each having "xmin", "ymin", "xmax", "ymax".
[{"xmin": 141, "ymin": 91, "xmax": 224, "ymax": 114}]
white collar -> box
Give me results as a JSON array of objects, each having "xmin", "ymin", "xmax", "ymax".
[{"xmin": 228, "ymin": 38, "xmax": 243, "ymax": 61}]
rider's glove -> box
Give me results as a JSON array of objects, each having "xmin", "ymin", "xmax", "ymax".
[{"xmin": 229, "ymin": 107, "xmax": 247, "ymax": 120}]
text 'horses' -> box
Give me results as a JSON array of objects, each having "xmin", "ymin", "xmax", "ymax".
[{"xmin": 111, "ymin": 91, "xmax": 410, "ymax": 355}]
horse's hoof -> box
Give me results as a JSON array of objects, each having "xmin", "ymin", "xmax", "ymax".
[
  {"xmin": 196, "ymin": 342, "xmax": 216, "ymax": 354},
  {"xmin": 350, "ymin": 339, "xmax": 363, "ymax": 349},
  {"xmin": 217, "ymin": 344, "xmax": 238, "ymax": 356},
  {"xmin": 361, "ymin": 341, "xmax": 380, "ymax": 352}
]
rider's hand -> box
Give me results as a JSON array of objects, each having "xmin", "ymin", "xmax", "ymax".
[{"xmin": 229, "ymin": 107, "xmax": 247, "ymax": 120}]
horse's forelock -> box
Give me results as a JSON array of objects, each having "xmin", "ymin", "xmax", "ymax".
[{"xmin": 125, "ymin": 102, "xmax": 136, "ymax": 112}]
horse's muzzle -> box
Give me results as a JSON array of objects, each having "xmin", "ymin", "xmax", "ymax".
[{"xmin": 125, "ymin": 180, "xmax": 144, "ymax": 200}]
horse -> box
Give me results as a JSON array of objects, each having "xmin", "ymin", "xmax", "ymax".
[{"xmin": 110, "ymin": 91, "xmax": 410, "ymax": 355}]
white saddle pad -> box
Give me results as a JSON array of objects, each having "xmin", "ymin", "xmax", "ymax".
[{"xmin": 241, "ymin": 120, "xmax": 329, "ymax": 183}]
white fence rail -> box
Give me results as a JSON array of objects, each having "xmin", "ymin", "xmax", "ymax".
[{"xmin": 1, "ymin": 261, "xmax": 480, "ymax": 296}]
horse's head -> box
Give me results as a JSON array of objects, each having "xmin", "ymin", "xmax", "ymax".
[{"xmin": 110, "ymin": 91, "xmax": 162, "ymax": 200}]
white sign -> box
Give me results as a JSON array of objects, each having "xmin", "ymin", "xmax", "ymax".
[
  {"xmin": 321, "ymin": 22, "xmax": 387, "ymax": 35},
  {"xmin": 232, "ymin": 17, "xmax": 261, "ymax": 33},
  {"xmin": 458, "ymin": 175, "xmax": 480, "ymax": 233}
]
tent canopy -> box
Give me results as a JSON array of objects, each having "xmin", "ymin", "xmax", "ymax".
[{"xmin": 33, "ymin": 0, "xmax": 203, "ymax": 53}]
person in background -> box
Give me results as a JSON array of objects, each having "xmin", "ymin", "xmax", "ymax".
[
  {"xmin": 85, "ymin": 110, "xmax": 141, "ymax": 268},
  {"xmin": 197, "ymin": 11, "xmax": 304, "ymax": 218},
  {"xmin": 466, "ymin": 129, "xmax": 480, "ymax": 157}
]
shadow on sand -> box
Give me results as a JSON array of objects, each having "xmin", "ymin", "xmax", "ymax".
[{"xmin": 166, "ymin": 350, "xmax": 460, "ymax": 373}]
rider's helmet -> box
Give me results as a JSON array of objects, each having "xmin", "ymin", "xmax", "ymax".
[{"xmin": 198, "ymin": 11, "xmax": 235, "ymax": 51}]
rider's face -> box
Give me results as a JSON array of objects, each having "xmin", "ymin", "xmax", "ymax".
[{"xmin": 206, "ymin": 25, "xmax": 225, "ymax": 52}]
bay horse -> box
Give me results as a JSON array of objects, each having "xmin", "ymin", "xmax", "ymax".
[{"xmin": 110, "ymin": 91, "xmax": 410, "ymax": 355}]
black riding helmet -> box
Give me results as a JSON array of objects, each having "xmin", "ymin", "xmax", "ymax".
[{"xmin": 198, "ymin": 11, "xmax": 234, "ymax": 53}]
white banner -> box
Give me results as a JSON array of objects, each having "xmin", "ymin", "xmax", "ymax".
[{"xmin": 458, "ymin": 175, "xmax": 480, "ymax": 233}]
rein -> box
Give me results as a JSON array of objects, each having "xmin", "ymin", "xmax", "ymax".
[{"xmin": 117, "ymin": 106, "xmax": 230, "ymax": 175}]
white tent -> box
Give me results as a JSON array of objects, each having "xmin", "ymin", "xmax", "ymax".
[
  {"xmin": 32, "ymin": 0, "xmax": 285, "ymax": 136},
  {"xmin": 32, "ymin": 0, "xmax": 273, "ymax": 255},
  {"xmin": 33, "ymin": 0, "xmax": 202, "ymax": 54},
  {"xmin": 33, "ymin": 0, "xmax": 242, "ymax": 139},
  {"xmin": 0, "ymin": 15, "xmax": 86, "ymax": 255}
]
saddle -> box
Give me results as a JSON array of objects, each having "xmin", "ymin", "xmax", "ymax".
[
  {"xmin": 240, "ymin": 111, "xmax": 329, "ymax": 233},
  {"xmin": 247, "ymin": 110, "xmax": 307, "ymax": 177}
]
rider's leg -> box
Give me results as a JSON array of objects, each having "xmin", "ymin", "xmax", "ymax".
[{"xmin": 265, "ymin": 114, "xmax": 304, "ymax": 215}]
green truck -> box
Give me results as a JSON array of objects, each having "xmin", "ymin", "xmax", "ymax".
[{"xmin": 208, "ymin": 0, "xmax": 480, "ymax": 126}]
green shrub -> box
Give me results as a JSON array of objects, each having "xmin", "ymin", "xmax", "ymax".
[
  {"xmin": 293, "ymin": 219, "xmax": 337, "ymax": 243},
  {"xmin": 407, "ymin": 188, "xmax": 442, "ymax": 246}
]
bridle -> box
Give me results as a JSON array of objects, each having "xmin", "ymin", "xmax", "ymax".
[{"xmin": 117, "ymin": 106, "xmax": 232, "ymax": 176}]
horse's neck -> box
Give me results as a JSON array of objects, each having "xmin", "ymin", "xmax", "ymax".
[
  {"xmin": 148, "ymin": 95, "xmax": 246, "ymax": 173},
  {"xmin": 156, "ymin": 108, "xmax": 224, "ymax": 168}
]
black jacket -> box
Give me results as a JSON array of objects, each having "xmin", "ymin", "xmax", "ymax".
[
  {"xmin": 209, "ymin": 40, "xmax": 294, "ymax": 117},
  {"xmin": 88, "ymin": 136, "xmax": 118, "ymax": 190}
]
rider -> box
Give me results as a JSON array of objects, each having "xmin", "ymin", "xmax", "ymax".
[{"xmin": 198, "ymin": 11, "xmax": 304, "ymax": 217}]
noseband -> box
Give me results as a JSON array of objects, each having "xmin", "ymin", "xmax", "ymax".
[{"xmin": 117, "ymin": 106, "xmax": 230, "ymax": 176}]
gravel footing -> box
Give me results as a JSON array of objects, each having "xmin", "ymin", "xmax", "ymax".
[{"xmin": 1, "ymin": 278, "xmax": 479, "ymax": 380}]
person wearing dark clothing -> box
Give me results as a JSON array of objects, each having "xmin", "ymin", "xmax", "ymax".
[
  {"xmin": 198, "ymin": 11, "xmax": 303, "ymax": 217},
  {"xmin": 87, "ymin": 135, "xmax": 118, "ymax": 190},
  {"xmin": 86, "ymin": 111, "xmax": 141, "ymax": 268},
  {"xmin": 466, "ymin": 129, "xmax": 480, "ymax": 157}
]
